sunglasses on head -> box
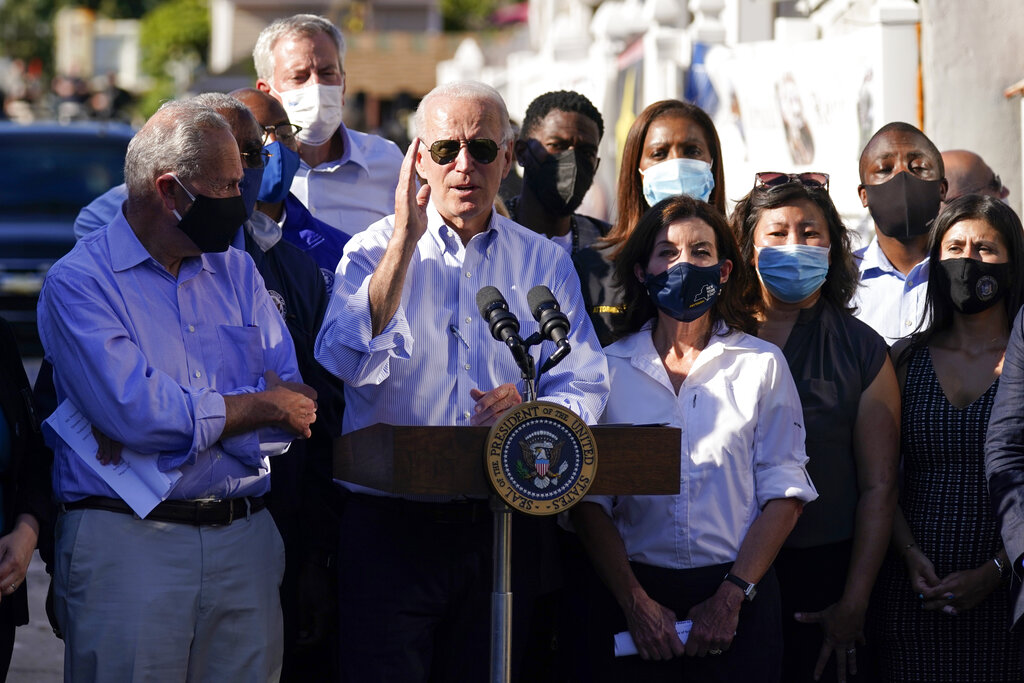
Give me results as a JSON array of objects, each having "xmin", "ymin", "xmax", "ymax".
[
  {"xmin": 754, "ymin": 171, "xmax": 830, "ymax": 191},
  {"xmin": 424, "ymin": 138, "xmax": 500, "ymax": 165}
]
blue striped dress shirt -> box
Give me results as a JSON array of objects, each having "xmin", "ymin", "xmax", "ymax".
[{"xmin": 314, "ymin": 204, "xmax": 609, "ymax": 465}]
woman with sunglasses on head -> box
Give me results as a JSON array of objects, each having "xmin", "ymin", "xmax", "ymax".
[
  {"xmin": 867, "ymin": 195, "xmax": 1024, "ymax": 682},
  {"xmin": 571, "ymin": 195, "xmax": 817, "ymax": 682},
  {"xmin": 732, "ymin": 172, "xmax": 900, "ymax": 683},
  {"xmin": 574, "ymin": 100, "xmax": 725, "ymax": 346}
]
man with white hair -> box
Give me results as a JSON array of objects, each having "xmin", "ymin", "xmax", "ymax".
[
  {"xmin": 39, "ymin": 100, "xmax": 318, "ymax": 681},
  {"xmin": 315, "ymin": 81, "xmax": 609, "ymax": 680},
  {"xmin": 254, "ymin": 13, "xmax": 403, "ymax": 235}
]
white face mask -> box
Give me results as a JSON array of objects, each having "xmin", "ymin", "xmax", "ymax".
[
  {"xmin": 273, "ymin": 82, "xmax": 343, "ymax": 146},
  {"xmin": 640, "ymin": 158, "xmax": 715, "ymax": 205}
]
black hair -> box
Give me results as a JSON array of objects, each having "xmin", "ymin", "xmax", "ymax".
[
  {"xmin": 520, "ymin": 90, "xmax": 604, "ymax": 141},
  {"xmin": 731, "ymin": 182, "xmax": 859, "ymax": 312},
  {"xmin": 902, "ymin": 195, "xmax": 1024, "ymax": 361}
]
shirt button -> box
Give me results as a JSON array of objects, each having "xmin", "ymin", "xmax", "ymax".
[
  {"xmin": 463, "ymin": 411, "xmax": 471, "ymax": 419},
  {"xmin": 464, "ymin": 363, "xmax": 471, "ymax": 370},
  {"xmin": 465, "ymin": 272, "xmax": 472, "ymax": 278},
  {"xmin": 907, "ymin": 280, "xmax": 913, "ymax": 287},
  {"xmin": 904, "ymin": 320, "xmax": 912, "ymax": 327},
  {"xmin": 465, "ymin": 316, "xmax": 472, "ymax": 324},
  {"xmin": 194, "ymin": 370, "xmax": 202, "ymax": 378},
  {"xmin": 188, "ymin": 325, "xmax": 195, "ymax": 333}
]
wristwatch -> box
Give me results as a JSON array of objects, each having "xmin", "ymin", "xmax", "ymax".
[
  {"xmin": 723, "ymin": 572, "xmax": 757, "ymax": 602},
  {"xmin": 993, "ymin": 556, "xmax": 1010, "ymax": 581}
]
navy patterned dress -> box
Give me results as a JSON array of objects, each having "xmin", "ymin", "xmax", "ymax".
[{"xmin": 871, "ymin": 346, "xmax": 1022, "ymax": 682}]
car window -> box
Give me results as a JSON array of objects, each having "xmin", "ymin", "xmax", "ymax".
[{"xmin": 2, "ymin": 136, "xmax": 129, "ymax": 215}]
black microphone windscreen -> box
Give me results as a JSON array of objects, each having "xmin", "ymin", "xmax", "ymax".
[
  {"xmin": 527, "ymin": 285, "xmax": 558, "ymax": 318},
  {"xmin": 476, "ymin": 286, "xmax": 506, "ymax": 318}
]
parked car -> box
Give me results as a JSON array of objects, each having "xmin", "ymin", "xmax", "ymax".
[{"xmin": 0, "ymin": 120, "xmax": 134, "ymax": 354}]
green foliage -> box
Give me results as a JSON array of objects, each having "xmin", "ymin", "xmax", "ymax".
[
  {"xmin": 0, "ymin": 0, "xmax": 57, "ymax": 64},
  {"xmin": 139, "ymin": 0, "xmax": 209, "ymax": 79},
  {"xmin": 440, "ymin": 0, "xmax": 501, "ymax": 31}
]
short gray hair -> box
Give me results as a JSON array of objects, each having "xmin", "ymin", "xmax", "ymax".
[
  {"xmin": 253, "ymin": 14, "xmax": 346, "ymax": 89},
  {"xmin": 413, "ymin": 81, "xmax": 513, "ymax": 143},
  {"xmin": 191, "ymin": 91, "xmax": 260, "ymax": 142},
  {"xmin": 124, "ymin": 100, "xmax": 231, "ymax": 198}
]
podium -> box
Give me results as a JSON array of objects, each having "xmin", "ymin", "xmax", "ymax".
[{"xmin": 335, "ymin": 423, "xmax": 681, "ymax": 681}]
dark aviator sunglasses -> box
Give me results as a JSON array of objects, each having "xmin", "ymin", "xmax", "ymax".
[{"xmin": 423, "ymin": 138, "xmax": 500, "ymax": 165}]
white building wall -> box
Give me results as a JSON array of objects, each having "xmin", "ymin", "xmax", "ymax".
[{"xmin": 921, "ymin": 0, "xmax": 1024, "ymax": 216}]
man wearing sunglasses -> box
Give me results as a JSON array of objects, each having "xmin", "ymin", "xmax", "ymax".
[
  {"xmin": 852, "ymin": 122, "xmax": 947, "ymax": 344},
  {"xmin": 315, "ymin": 80, "xmax": 608, "ymax": 681},
  {"xmin": 942, "ymin": 149, "xmax": 1010, "ymax": 203},
  {"xmin": 254, "ymin": 14, "xmax": 403, "ymax": 236}
]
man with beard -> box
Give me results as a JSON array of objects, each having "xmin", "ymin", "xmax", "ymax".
[
  {"xmin": 852, "ymin": 122, "xmax": 947, "ymax": 344},
  {"xmin": 505, "ymin": 90, "xmax": 609, "ymax": 254}
]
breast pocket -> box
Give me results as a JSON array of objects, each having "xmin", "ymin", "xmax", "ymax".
[{"xmin": 215, "ymin": 324, "xmax": 264, "ymax": 388}]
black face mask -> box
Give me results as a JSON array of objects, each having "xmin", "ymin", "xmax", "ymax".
[
  {"xmin": 937, "ymin": 257, "xmax": 1013, "ymax": 315},
  {"xmin": 862, "ymin": 171, "xmax": 943, "ymax": 240},
  {"xmin": 171, "ymin": 175, "xmax": 247, "ymax": 253},
  {"xmin": 522, "ymin": 145, "xmax": 595, "ymax": 217}
]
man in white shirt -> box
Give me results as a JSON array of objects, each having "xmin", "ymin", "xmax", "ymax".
[
  {"xmin": 253, "ymin": 14, "xmax": 403, "ymax": 235},
  {"xmin": 852, "ymin": 122, "xmax": 947, "ymax": 345},
  {"xmin": 315, "ymin": 80, "xmax": 608, "ymax": 682}
]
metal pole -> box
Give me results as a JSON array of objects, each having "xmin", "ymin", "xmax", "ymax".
[{"xmin": 489, "ymin": 495, "xmax": 512, "ymax": 683}]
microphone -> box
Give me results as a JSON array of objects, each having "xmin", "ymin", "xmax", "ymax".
[
  {"xmin": 476, "ymin": 286, "xmax": 534, "ymax": 379},
  {"xmin": 527, "ymin": 285, "xmax": 571, "ymax": 372}
]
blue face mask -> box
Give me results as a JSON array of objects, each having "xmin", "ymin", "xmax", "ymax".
[
  {"xmin": 239, "ymin": 166, "xmax": 264, "ymax": 220},
  {"xmin": 755, "ymin": 244, "xmax": 830, "ymax": 303},
  {"xmin": 645, "ymin": 261, "xmax": 722, "ymax": 322},
  {"xmin": 640, "ymin": 158, "xmax": 715, "ymax": 206},
  {"xmin": 257, "ymin": 140, "xmax": 301, "ymax": 204}
]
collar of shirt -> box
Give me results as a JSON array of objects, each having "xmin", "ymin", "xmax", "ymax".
[
  {"xmin": 426, "ymin": 202, "xmax": 498, "ymax": 259},
  {"xmin": 246, "ymin": 211, "xmax": 283, "ymax": 251},
  {"xmin": 607, "ymin": 318, "xmax": 733, "ymax": 391},
  {"xmin": 301, "ymin": 123, "xmax": 368, "ymax": 174},
  {"xmin": 107, "ymin": 211, "xmax": 219, "ymax": 278},
  {"xmin": 857, "ymin": 236, "xmax": 930, "ymax": 282}
]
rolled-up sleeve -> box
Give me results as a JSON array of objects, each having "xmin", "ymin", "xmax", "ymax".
[
  {"xmin": 753, "ymin": 353, "xmax": 818, "ymax": 507},
  {"xmin": 39, "ymin": 265, "xmax": 219, "ymax": 469},
  {"xmin": 315, "ymin": 218, "xmax": 414, "ymax": 386}
]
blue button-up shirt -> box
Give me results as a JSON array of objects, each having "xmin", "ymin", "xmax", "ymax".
[
  {"xmin": 314, "ymin": 204, "xmax": 609, "ymax": 445},
  {"xmin": 851, "ymin": 237, "xmax": 930, "ymax": 345},
  {"xmin": 39, "ymin": 210, "xmax": 301, "ymax": 502},
  {"xmin": 289, "ymin": 124, "xmax": 403, "ymax": 236}
]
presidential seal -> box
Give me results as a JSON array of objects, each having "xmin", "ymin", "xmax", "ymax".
[{"xmin": 485, "ymin": 401, "xmax": 597, "ymax": 516}]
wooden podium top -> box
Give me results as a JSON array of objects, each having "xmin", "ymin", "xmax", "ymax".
[{"xmin": 334, "ymin": 423, "xmax": 681, "ymax": 497}]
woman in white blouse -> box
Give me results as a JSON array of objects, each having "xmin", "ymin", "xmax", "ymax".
[{"xmin": 571, "ymin": 195, "xmax": 818, "ymax": 682}]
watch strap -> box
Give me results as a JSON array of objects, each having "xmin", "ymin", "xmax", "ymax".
[{"xmin": 723, "ymin": 572, "xmax": 756, "ymax": 601}]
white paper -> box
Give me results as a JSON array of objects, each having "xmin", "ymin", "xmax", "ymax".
[
  {"xmin": 45, "ymin": 400, "xmax": 182, "ymax": 518},
  {"xmin": 613, "ymin": 620, "xmax": 692, "ymax": 657}
]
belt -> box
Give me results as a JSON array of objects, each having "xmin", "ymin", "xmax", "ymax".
[
  {"xmin": 345, "ymin": 491, "xmax": 489, "ymax": 524},
  {"xmin": 63, "ymin": 495, "xmax": 266, "ymax": 526}
]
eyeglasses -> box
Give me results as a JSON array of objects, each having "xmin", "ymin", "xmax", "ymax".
[
  {"xmin": 241, "ymin": 149, "xmax": 272, "ymax": 169},
  {"xmin": 754, "ymin": 171, "xmax": 830, "ymax": 191},
  {"xmin": 424, "ymin": 138, "xmax": 500, "ymax": 165},
  {"xmin": 262, "ymin": 123, "xmax": 302, "ymax": 146}
]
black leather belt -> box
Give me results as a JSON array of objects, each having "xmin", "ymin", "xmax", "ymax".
[{"xmin": 63, "ymin": 495, "xmax": 266, "ymax": 526}]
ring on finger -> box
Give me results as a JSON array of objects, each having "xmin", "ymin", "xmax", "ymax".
[{"xmin": 708, "ymin": 648, "xmax": 723, "ymax": 655}]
